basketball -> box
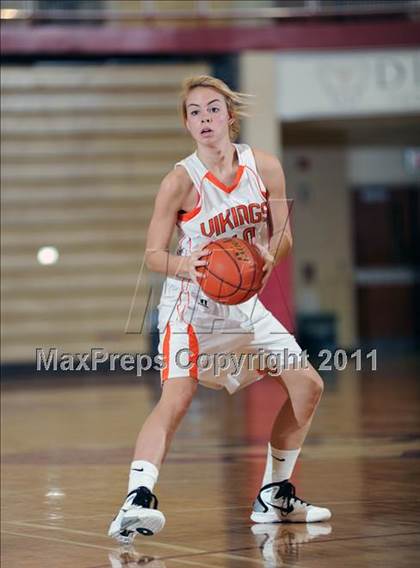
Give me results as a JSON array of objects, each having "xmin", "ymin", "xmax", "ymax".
[{"xmin": 197, "ymin": 237, "xmax": 265, "ymax": 305}]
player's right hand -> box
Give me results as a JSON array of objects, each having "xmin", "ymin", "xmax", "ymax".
[{"xmin": 187, "ymin": 243, "xmax": 211, "ymax": 285}]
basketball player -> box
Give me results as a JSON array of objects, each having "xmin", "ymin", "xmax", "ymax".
[{"xmin": 108, "ymin": 75, "xmax": 331, "ymax": 544}]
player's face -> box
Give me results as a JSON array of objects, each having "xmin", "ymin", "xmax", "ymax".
[{"xmin": 185, "ymin": 87, "xmax": 231, "ymax": 145}]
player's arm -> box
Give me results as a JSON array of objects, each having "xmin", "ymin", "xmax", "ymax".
[
  {"xmin": 253, "ymin": 148, "xmax": 293, "ymax": 266},
  {"xmin": 145, "ymin": 168, "xmax": 209, "ymax": 283}
]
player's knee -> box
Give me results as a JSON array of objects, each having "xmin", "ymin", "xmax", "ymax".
[
  {"xmin": 174, "ymin": 387, "xmax": 196, "ymax": 415},
  {"xmin": 292, "ymin": 368, "xmax": 323, "ymax": 427},
  {"xmin": 161, "ymin": 377, "xmax": 197, "ymax": 416},
  {"xmin": 311, "ymin": 368, "xmax": 324, "ymax": 397},
  {"xmin": 305, "ymin": 367, "xmax": 324, "ymax": 405},
  {"xmin": 302, "ymin": 369, "xmax": 324, "ymax": 420}
]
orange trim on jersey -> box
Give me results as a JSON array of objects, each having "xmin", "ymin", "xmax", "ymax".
[
  {"xmin": 162, "ymin": 323, "xmax": 171, "ymax": 381},
  {"xmin": 205, "ymin": 165, "xmax": 245, "ymax": 194},
  {"xmin": 178, "ymin": 204, "xmax": 202, "ymax": 222},
  {"xmin": 178, "ymin": 176, "xmax": 205, "ymax": 223},
  {"xmin": 187, "ymin": 324, "xmax": 199, "ymax": 380},
  {"xmin": 245, "ymin": 164, "xmax": 268, "ymax": 200}
]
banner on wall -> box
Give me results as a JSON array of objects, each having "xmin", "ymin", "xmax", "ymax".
[{"xmin": 276, "ymin": 49, "xmax": 420, "ymax": 120}]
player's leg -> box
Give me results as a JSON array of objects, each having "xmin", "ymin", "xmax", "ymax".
[
  {"xmin": 108, "ymin": 377, "xmax": 197, "ymax": 543},
  {"xmin": 270, "ymin": 363, "xmax": 323, "ymax": 450},
  {"xmin": 239, "ymin": 297, "xmax": 331, "ymax": 523},
  {"xmin": 108, "ymin": 310, "xmax": 202, "ymax": 543},
  {"xmin": 252, "ymin": 364, "xmax": 331, "ymax": 523},
  {"xmin": 133, "ymin": 376, "xmax": 198, "ymax": 465}
]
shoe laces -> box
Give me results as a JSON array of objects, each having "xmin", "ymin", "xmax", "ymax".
[
  {"xmin": 260, "ymin": 480, "xmax": 310, "ymax": 516},
  {"xmin": 126, "ymin": 486, "xmax": 159, "ymax": 510},
  {"xmin": 274, "ymin": 480, "xmax": 310, "ymax": 510}
]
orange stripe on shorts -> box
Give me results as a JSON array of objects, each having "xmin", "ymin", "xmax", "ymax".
[
  {"xmin": 162, "ymin": 323, "xmax": 171, "ymax": 381},
  {"xmin": 187, "ymin": 324, "xmax": 199, "ymax": 381}
]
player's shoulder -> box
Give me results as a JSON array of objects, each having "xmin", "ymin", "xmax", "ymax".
[
  {"xmin": 251, "ymin": 147, "xmax": 283, "ymax": 175},
  {"xmin": 250, "ymin": 147, "xmax": 286, "ymax": 195},
  {"xmin": 159, "ymin": 163, "xmax": 193, "ymax": 199}
]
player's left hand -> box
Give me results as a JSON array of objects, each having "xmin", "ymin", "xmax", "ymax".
[{"xmin": 252, "ymin": 238, "xmax": 275, "ymax": 291}]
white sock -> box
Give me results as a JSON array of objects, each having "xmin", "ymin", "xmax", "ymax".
[
  {"xmin": 128, "ymin": 460, "xmax": 159, "ymax": 493},
  {"xmin": 261, "ymin": 443, "xmax": 301, "ymax": 487}
]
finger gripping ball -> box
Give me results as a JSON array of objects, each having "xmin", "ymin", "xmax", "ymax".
[{"xmin": 197, "ymin": 237, "xmax": 265, "ymax": 305}]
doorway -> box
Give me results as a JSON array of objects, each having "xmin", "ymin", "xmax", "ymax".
[{"xmin": 352, "ymin": 185, "xmax": 420, "ymax": 348}]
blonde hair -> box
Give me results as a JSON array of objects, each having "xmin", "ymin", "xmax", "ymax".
[{"xmin": 180, "ymin": 75, "xmax": 252, "ymax": 141}]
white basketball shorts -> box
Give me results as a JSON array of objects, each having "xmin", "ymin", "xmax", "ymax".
[{"xmin": 157, "ymin": 277, "xmax": 303, "ymax": 394}]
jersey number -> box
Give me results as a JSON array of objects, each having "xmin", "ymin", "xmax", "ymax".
[{"xmin": 242, "ymin": 227, "xmax": 256, "ymax": 243}]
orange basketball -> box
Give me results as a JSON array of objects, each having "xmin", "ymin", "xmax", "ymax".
[{"xmin": 197, "ymin": 237, "xmax": 265, "ymax": 305}]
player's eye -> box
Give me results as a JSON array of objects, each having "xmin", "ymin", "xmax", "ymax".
[
  {"xmin": 191, "ymin": 110, "xmax": 199, "ymax": 116},
  {"xmin": 210, "ymin": 107, "xmax": 220, "ymax": 113}
]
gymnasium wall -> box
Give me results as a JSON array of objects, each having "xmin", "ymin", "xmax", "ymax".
[{"xmin": 348, "ymin": 147, "xmax": 419, "ymax": 185}]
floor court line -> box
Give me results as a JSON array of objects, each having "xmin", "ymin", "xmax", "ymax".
[
  {"xmin": 168, "ymin": 558, "xmax": 222, "ymax": 568},
  {"xmin": 10, "ymin": 521, "xmax": 419, "ymax": 563},
  {"xmin": 4, "ymin": 521, "xmax": 267, "ymax": 566},
  {"xmin": 153, "ymin": 530, "xmax": 420, "ymax": 557},
  {"xmin": 6, "ymin": 526, "xmax": 419, "ymax": 567},
  {"xmin": 1, "ymin": 530, "xmax": 115, "ymax": 552},
  {"xmin": 1, "ymin": 531, "xmax": 217, "ymax": 568},
  {"xmin": 305, "ymin": 531, "xmax": 420, "ymax": 544},
  {"xmin": 5, "ymin": 521, "xmax": 204, "ymax": 553}
]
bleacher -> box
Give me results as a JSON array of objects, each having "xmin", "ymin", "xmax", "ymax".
[{"xmin": 1, "ymin": 63, "xmax": 209, "ymax": 363}]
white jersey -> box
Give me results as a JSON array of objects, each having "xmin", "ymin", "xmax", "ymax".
[
  {"xmin": 175, "ymin": 143, "xmax": 269, "ymax": 257},
  {"xmin": 163, "ymin": 143, "xmax": 270, "ymax": 294},
  {"xmin": 156, "ymin": 143, "xmax": 303, "ymax": 393}
]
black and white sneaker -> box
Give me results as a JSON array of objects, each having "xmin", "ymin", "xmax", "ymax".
[
  {"xmin": 251, "ymin": 480, "xmax": 331, "ymax": 523},
  {"xmin": 108, "ymin": 486, "xmax": 165, "ymax": 544}
]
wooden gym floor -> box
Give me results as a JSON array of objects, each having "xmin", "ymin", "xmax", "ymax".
[{"xmin": 1, "ymin": 355, "xmax": 420, "ymax": 567}]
